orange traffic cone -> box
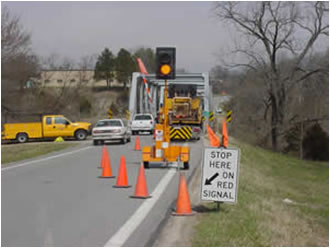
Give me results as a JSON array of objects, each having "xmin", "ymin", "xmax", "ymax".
[
  {"xmin": 130, "ymin": 164, "xmax": 151, "ymax": 199},
  {"xmin": 207, "ymin": 123, "xmax": 220, "ymax": 147},
  {"xmin": 172, "ymin": 173, "xmax": 195, "ymax": 216},
  {"xmin": 222, "ymin": 118, "xmax": 228, "ymax": 148},
  {"xmin": 211, "ymin": 129, "xmax": 220, "ymax": 147},
  {"xmin": 113, "ymin": 156, "xmax": 131, "ymax": 188},
  {"xmin": 135, "ymin": 136, "xmax": 141, "ymax": 151},
  {"xmin": 99, "ymin": 148, "xmax": 115, "ymax": 178}
]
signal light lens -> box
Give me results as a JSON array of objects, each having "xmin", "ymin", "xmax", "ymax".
[{"xmin": 160, "ymin": 64, "xmax": 171, "ymax": 75}]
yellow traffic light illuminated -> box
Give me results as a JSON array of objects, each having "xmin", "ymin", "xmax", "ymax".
[{"xmin": 160, "ymin": 64, "xmax": 171, "ymax": 75}]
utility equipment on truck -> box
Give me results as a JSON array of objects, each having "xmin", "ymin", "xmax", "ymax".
[
  {"xmin": 158, "ymin": 84, "xmax": 203, "ymax": 140},
  {"xmin": 1, "ymin": 115, "xmax": 91, "ymax": 143}
]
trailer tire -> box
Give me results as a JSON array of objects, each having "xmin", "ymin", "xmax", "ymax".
[
  {"xmin": 144, "ymin": 161, "xmax": 150, "ymax": 169},
  {"xmin": 75, "ymin": 129, "xmax": 87, "ymax": 141},
  {"xmin": 16, "ymin": 133, "xmax": 28, "ymax": 143}
]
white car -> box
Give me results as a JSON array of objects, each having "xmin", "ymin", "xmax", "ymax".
[
  {"xmin": 92, "ymin": 119, "xmax": 131, "ymax": 145},
  {"xmin": 131, "ymin": 114, "xmax": 155, "ymax": 135},
  {"xmin": 216, "ymin": 108, "xmax": 222, "ymax": 114}
]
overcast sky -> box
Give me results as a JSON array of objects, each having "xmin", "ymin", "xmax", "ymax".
[{"xmin": 3, "ymin": 1, "xmax": 231, "ymax": 72}]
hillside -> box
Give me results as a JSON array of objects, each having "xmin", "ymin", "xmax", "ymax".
[{"xmin": 192, "ymin": 137, "xmax": 329, "ymax": 246}]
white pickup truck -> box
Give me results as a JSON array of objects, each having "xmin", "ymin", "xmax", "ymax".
[{"xmin": 131, "ymin": 113, "xmax": 155, "ymax": 135}]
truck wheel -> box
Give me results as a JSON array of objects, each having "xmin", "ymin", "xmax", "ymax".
[
  {"xmin": 144, "ymin": 161, "xmax": 150, "ymax": 169},
  {"xmin": 93, "ymin": 140, "xmax": 98, "ymax": 146},
  {"xmin": 16, "ymin": 133, "xmax": 28, "ymax": 143},
  {"xmin": 183, "ymin": 162, "xmax": 189, "ymax": 170},
  {"xmin": 75, "ymin": 130, "xmax": 87, "ymax": 140}
]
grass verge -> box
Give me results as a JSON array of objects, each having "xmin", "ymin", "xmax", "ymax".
[
  {"xmin": 1, "ymin": 142, "xmax": 79, "ymax": 165},
  {"xmin": 193, "ymin": 137, "xmax": 328, "ymax": 246}
]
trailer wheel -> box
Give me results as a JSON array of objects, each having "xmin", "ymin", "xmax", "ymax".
[
  {"xmin": 16, "ymin": 133, "xmax": 28, "ymax": 143},
  {"xmin": 183, "ymin": 162, "xmax": 189, "ymax": 170},
  {"xmin": 144, "ymin": 161, "xmax": 150, "ymax": 169},
  {"xmin": 75, "ymin": 129, "xmax": 87, "ymax": 140}
]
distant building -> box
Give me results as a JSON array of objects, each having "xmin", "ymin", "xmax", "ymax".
[{"xmin": 39, "ymin": 70, "xmax": 126, "ymax": 88}]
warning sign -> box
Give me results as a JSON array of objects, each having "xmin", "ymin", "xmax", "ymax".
[{"xmin": 201, "ymin": 147, "xmax": 240, "ymax": 203}]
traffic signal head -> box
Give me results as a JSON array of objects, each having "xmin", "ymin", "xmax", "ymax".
[{"xmin": 156, "ymin": 47, "xmax": 176, "ymax": 80}]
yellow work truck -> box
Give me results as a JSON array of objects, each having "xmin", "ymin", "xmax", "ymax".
[{"xmin": 1, "ymin": 115, "xmax": 91, "ymax": 143}]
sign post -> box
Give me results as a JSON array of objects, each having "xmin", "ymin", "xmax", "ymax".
[{"xmin": 201, "ymin": 147, "xmax": 240, "ymax": 205}]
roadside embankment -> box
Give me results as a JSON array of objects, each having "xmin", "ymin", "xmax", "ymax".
[
  {"xmin": 192, "ymin": 137, "xmax": 329, "ymax": 247},
  {"xmin": 154, "ymin": 135, "xmax": 328, "ymax": 247},
  {"xmin": 1, "ymin": 142, "xmax": 79, "ymax": 165}
]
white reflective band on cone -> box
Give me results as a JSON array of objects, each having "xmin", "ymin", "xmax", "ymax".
[{"xmin": 156, "ymin": 149, "xmax": 162, "ymax": 158}]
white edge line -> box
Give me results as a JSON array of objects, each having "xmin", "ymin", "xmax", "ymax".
[
  {"xmin": 104, "ymin": 168, "xmax": 177, "ymax": 247},
  {"xmin": 1, "ymin": 146, "xmax": 92, "ymax": 172}
]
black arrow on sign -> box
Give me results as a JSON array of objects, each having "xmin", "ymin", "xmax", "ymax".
[{"xmin": 205, "ymin": 173, "xmax": 219, "ymax": 185}]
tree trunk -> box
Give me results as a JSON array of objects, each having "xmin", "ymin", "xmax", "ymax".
[
  {"xmin": 270, "ymin": 83, "xmax": 286, "ymax": 152},
  {"xmin": 271, "ymin": 95, "xmax": 279, "ymax": 152}
]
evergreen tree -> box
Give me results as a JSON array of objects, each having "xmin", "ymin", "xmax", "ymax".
[
  {"xmin": 115, "ymin": 48, "xmax": 135, "ymax": 88},
  {"xmin": 94, "ymin": 48, "xmax": 115, "ymax": 88}
]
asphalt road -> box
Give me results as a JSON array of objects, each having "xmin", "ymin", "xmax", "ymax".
[{"xmin": 2, "ymin": 135, "xmax": 204, "ymax": 246}]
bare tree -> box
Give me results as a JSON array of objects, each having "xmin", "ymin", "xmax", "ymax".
[
  {"xmin": 1, "ymin": 6, "xmax": 31, "ymax": 63},
  {"xmin": 1, "ymin": 6, "xmax": 39, "ymax": 91},
  {"xmin": 1, "ymin": 6, "xmax": 40, "ymax": 119},
  {"xmin": 214, "ymin": 1, "xmax": 328, "ymax": 151}
]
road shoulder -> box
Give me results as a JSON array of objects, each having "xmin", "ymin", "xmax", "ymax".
[{"xmin": 153, "ymin": 142, "xmax": 203, "ymax": 246}]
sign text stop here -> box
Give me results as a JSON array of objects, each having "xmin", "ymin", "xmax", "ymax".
[{"xmin": 201, "ymin": 147, "xmax": 240, "ymax": 203}]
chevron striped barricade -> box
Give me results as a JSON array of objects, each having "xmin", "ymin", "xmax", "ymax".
[
  {"xmin": 226, "ymin": 110, "xmax": 232, "ymax": 123},
  {"xmin": 209, "ymin": 111, "xmax": 215, "ymax": 122},
  {"xmin": 170, "ymin": 126, "xmax": 192, "ymax": 140}
]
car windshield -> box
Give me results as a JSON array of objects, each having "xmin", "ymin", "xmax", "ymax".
[
  {"xmin": 96, "ymin": 120, "xmax": 122, "ymax": 127},
  {"xmin": 134, "ymin": 115, "xmax": 152, "ymax": 120}
]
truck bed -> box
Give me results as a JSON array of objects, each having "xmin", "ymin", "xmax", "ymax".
[{"xmin": 2, "ymin": 122, "xmax": 43, "ymax": 140}]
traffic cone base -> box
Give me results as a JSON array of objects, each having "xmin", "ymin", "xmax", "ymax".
[
  {"xmin": 98, "ymin": 175, "xmax": 115, "ymax": 179},
  {"xmin": 130, "ymin": 195, "xmax": 151, "ymax": 199},
  {"xmin": 113, "ymin": 185, "xmax": 131, "ymax": 188},
  {"xmin": 172, "ymin": 211, "xmax": 196, "ymax": 216}
]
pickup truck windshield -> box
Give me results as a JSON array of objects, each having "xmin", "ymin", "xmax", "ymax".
[
  {"xmin": 134, "ymin": 115, "xmax": 152, "ymax": 120},
  {"xmin": 96, "ymin": 120, "xmax": 122, "ymax": 127}
]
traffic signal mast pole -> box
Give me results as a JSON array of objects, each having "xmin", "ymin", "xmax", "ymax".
[{"xmin": 163, "ymin": 79, "xmax": 170, "ymax": 144}]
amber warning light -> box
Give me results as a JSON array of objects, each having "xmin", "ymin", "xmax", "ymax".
[{"xmin": 160, "ymin": 64, "xmax": 171, "ymax": 75}]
